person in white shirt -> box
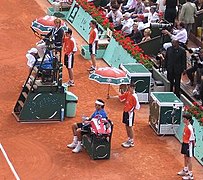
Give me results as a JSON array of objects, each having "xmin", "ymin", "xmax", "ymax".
[
  {"xmin": 162, "ymin": 21, "xmax": 188, "ymax": 50},
  {"xmin": 26, "ymin": 48, "xmax": 40, "ymax": 71},
  {"xmin": 122, "ymin": 0, "xmax": 137, "ymax": 13},
  {"xmin": 156, "ymin": 0, "xmax": 166, "ymax": 13},
  {"xmin": 106, "ymin": 5, "xmax": 123, "ymax": 30},
  {"xmin": 147, "ymin": 6, "xmax": 159, "ymax": 23},
  {"xmin": 121, "ymin": 12, "xmax": 134, "ymax": 35}
]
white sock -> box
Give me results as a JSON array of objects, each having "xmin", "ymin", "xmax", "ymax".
[
  {"xmin": 183, "ymin": 167, "xmax": 188, "ymax": 171},
  {"xmin": 73, "ymin": 136, "xmax": 77, "ymax": 142},
  {"xmin": 129, "ymin": 139, "xmax": 134, "ymax": 143},
  {"xmin": 77, "ymin": 141, "xmax": 81, "ymax": 146}
]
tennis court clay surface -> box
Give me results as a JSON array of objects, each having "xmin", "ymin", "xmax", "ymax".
[{"xmin": 0, "ymin": 0, "xmax": 202, "ymax": 179}]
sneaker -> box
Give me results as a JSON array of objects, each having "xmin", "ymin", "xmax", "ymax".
[
  {"xmin": 182, "ymin": 174, "xmax": 194, "ymax": 180},
  {"xmin": 185, "ymin": 81, "xmax": 193, "ymax": 86},
  {"xmin": 67, "ymin": 142, "xmax": 77, "ymax": 149},
  {"xmin": 177, "ymin": 169, "xmax": 188, "ymax": 176},
  {"xmin": 192, "ymin": 89, "xmax": 198, "ymax": 96},
  {"xmin": 87, "ymin": 66, "xmax": 96, "ymax": 73},
  {"xmin": 121, "ymin": 140, "xmax": 134, "ymax": 148},
  {"xmin": 65, "ymin": 80, "xmax": 75, "ymax": 87},
  {"xmin": 72, "ymin": 144, "xmax": 82, "ymax": 153}
]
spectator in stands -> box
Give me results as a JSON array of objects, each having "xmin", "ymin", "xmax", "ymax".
[
  {"xmin": 131, "ymin": 0, "xmax": 146, "ymax": 19},
  {"xmin": 63, "ymin": 28, "xmax": 77, "ymax": 87},
  {"xmin": 52, "ymin": 0, "xmax": 73, "ymax": 12},
  {"xmin": 162, "ymin": 21, "xmax": 188, "ymax": 50},
  {"xmin": 106, "ymin": 4, "xmax": 123, "ymax": 30},
  {"xmin": 191, "ymin": 49, "xmax": 203, "ymax": 100},
  {"xmin": 147, "ymin": 5, "xmax": 159, "ymax": 23},
  {"xmin": 179, "ymin": 0, "xmax": 197, "ymax": 36},
  {"xmin": 67, "ymin": 99, "xmax": 108, "ymax": 153},
  {"xmin": 164, "ymin": 39, "xmax": 187, "ymax": 98},
  {"xmin": 163, "ymin": 0, "xmax": 179, "ymax": 25},
  {"xmin": 141, "ymin": 28, "xmax": 152, "ymax": 42},
  {"xmin": 194, "ymin": 0, "xmax": 203, "ymax": 10},
  {"xmin": 127, "ymin": 22, "xmax": 143, "ymax": 43},
  {"xmin": 121, "ymin": 12, "xmax": 134, "ymax": 35},
  {"xmin": 122, "ymin": 0, "xmax": 137, "ymax": 13},
  {"xmin": 104, "ymin": 0, "xmax": 123, "ymax": 13},
  {"xmin": 87, "ymin": 20, "xmax": 99, "ymax": 72},
  {"xmin": 156, "ymin": 0, "xmax": 166, "ymax": 14},
  {"xmin": 184, "ymin": 49, "xmax": 203, "ymax": 87}
]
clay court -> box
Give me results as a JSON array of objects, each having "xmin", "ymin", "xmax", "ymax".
[{"xmin": 0, "ymin": 0, "xmax": 202, "ymax": 179}]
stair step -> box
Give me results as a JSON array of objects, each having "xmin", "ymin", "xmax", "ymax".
[
  {"xmin": 22, "ymin": 92, "xmax": 28, "ymax": 99},
  {"xmin": 29, "ymin": 75, "xmax": 35, "ymax": 81},
  {"xmin": 18, "ymin": 100, "xmax": 24, "ymax": 108},
  {"xmin": 25, "ymin": 84, "xmax": 31, "ymax": 90},
  {"xmin": 33, "ymin": 66, "xmax": 38, "ymax": 73}
]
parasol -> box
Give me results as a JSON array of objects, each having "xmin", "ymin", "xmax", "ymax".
[
  {"xmin": 31, "ymin": 15, "xmax": 68, "ymax": 35},
  {"xmin": 89, "ymin": 67, "xmax": 130, "ymax": 98}
]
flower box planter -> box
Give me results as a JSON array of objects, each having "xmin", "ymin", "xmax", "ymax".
[
  {"xmin": 80, "ymin": 45, "xmax": 106, "ymax": 60},
  {"xmin": 193, "ymin": 119, "xmax": 203, "ymax": 165}
]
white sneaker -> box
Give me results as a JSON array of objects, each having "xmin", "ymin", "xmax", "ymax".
[
  {"xmin": 182, "ymin": 174, "xmax": 194, "ymax": 180},
  {"xmin": 72, "ymin": 144, "xmax": 82, "ymax": 153},
  {"xmin": 67, "ymin": 142, "xmax": 77, "ymax": 149},
  {"xmin": 177, "ymin": 169, "xmax": 188, "ymax": 176},
  {"xmin": 192, "ymin": 89, "xmax": 198, "ymax": 96},
  {"xmin": 121, "ymin": 140, "xmax": 134, "ymax": 148},
  {"xmin": 65, "ymin": 80, "xmax": 75, "ymax": 87}
]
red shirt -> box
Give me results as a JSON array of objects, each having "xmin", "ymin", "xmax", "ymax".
[
  {"xmin": 89, "ymin": 28, "xmax": 97, "ymax": 44},
  {"xmin": 63, "ymin": 36, "xmax": 74, "ymax": 55},
  {"xmin": 119, "ymin": 91, "xmax": 137, "ymax": 112}
]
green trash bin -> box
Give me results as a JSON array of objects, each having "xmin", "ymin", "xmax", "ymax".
[{"xmin": 65, "ymin": 91, "xmax": 78, "ymax": 117}]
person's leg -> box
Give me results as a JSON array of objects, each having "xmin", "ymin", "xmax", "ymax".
[
  {"xmin": 186, "ymin": 66, "xmax": 197, "ymax": 85},
  {"xmin": 91, "ymin": 54, "xmax": 96, "ymax": 68},
  {"xmin": 67, "ymin": 53, "xmax": 74, "ymax": 84},
  {"xmin": 72, "ymin": 128, "xmax": 83, "ymax": 153},
  {"xmin": 126, "ymin": 126, "xmax": 133, "ymax": 140},
  {"xmin": 174, "ymin": 73, "xmax": 181, "ymax": 98},
  {"xmin": 68, "ymin": 68, "xmax": 74, "ymax": 81},
  {"xmin": 90, "ymin": 42, "xmax": 97, "ymax": 69},
  {"xmin": 178, "ymin": 144, "xmax": 189, "ymax": 176},
  {"xmin": 122, "ymin": 111, "xmax": 135, "ymax": 148},
  {"xmin": 67, "ymin": 123, "xmax": 80, "ymax": 148},
  {"xmin": 167, "ymin": 71, "xmax": 174, "ymax": 92}
]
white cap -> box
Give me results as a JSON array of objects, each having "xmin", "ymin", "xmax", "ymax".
[{"xmin": 28, "ymin": 48, "xmax": 38, "ymax": 54}]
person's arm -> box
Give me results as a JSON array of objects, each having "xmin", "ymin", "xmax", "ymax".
[{"xmin": 119, "ymin": 92, "xmax": 127, "ymax": 102}]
